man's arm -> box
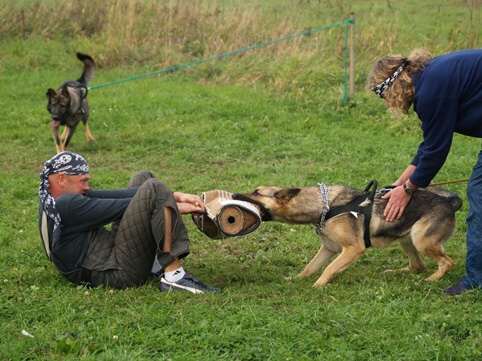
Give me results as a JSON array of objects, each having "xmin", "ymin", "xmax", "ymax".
[
  {"xmin": 85, "ymin": 188, "xmax": 138, "ymax": 199},
  {"xmin": 56, "ymin": 193, "xmax": 132, "ymax": 233}
]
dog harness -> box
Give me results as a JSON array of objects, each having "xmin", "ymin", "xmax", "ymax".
[
  {"xmin": 315, "ymin": 180, "xmax": 379, "ymax": 248},
  {"xmin": 67, "ymin": 82, "xmax": 89, "ymax": 115}
]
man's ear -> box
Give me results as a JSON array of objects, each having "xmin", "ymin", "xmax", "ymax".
[
  {"xmin": 49, "ymin": 173, "xmax": 67, "ymax": 188},
  {"xmin": 57, "ymin": 173, "xmax": 69, "ymax": 187}
]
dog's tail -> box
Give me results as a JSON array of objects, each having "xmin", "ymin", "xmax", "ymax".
[
  {"xmin": 428, "ymin": 185, "xmax": 463, "ymax": 212},
  {"xmin": 76, "ymin": 53, "xmax": 95, "ymax": 85},
  {"xmin": 449, "ymin": 193, "xmax": 463, "ymax": 212}
]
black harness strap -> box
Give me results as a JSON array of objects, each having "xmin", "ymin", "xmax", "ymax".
[
  {"xmin": 325, "ymin": 180, "xmax": 378, "ymax": 248},
  {"xmin": 63, "ymin": 81, "xmax": 88, "ymax": 115},
  {"xmin": 77, "ymin": 86, "xmax": 88, "ymax": 115}
]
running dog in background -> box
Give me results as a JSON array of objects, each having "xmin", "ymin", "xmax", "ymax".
[
  {"xmin": 46, "ymin": 53, "xmax": 96, "ymax": 153},
  {"xmin": 233, "ymin": 183, "xmax": 462, "ymax": 288}
]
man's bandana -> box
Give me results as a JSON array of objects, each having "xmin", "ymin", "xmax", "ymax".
[
  {"xmin": 371, "ymin": 58, "xmax": 409, "ymax": 98},
  {"xmin": 39, "ymin": 152, "xmax": 89, "ymax": 258}
]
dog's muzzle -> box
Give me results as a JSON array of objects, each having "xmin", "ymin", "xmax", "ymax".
[
  {"xmin": 192, "ymin": 190, "xmax": 262, "ymax": 239},
  {"xmin": 231, "ymin": 193, "xmax": 272, "ymax": 221}
]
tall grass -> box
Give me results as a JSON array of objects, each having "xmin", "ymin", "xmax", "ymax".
[
  {"xmin": 2, "ymin": 0, "xmax": 348, "ymax": 67},
  {"xmin": 1, "ymin": 0, "xmax": 481, "ymax": 94}
]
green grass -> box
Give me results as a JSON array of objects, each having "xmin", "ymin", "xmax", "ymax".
[{"xmin": 2, "ymin": 0, "xmax": 482, "ymax": 360}]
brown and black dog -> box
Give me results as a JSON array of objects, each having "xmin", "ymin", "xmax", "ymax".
[
  {"xmin": 233, "ymin": 184, "xmax": 462, "ymax": 287},
  {"xmin": 46, "ymin": 53, "xmax": 96, "ymax": 153}
]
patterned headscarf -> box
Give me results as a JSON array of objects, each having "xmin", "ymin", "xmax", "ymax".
[
  {"xmin": 371, "ymin": 58, "xmax": 409, "ymax": 98},
  {"xmin": 39, "ymin": 152, "xmax": 89, "ymax": 257}
]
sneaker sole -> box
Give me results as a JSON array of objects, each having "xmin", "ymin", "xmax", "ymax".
[{"xmin": 160, "ymin": 279, "xmax": 205, "ymax": 294}]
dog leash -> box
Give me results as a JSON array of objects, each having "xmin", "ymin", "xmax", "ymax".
[
  {"xmin": 429, "ymin": 178, "xmax": 469, "ymax": 186},
  {"xmin": 377, "ymin": 178, "xmax": 469, "ymax": 194},
  {"xmin": 314, "ymin": 183, "xmax": 330, "ymax": 235}
]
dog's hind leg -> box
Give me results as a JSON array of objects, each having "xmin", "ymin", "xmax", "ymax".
[
  {"xmin": 82, "ymin": 120, "xmax": 96, "ymax": 144},
  {"xmin": 398, "ymin": 237, "xmax": 426, "ymax": 272},
  {"xmin": 411, "ymin": 221, "xmax": 455, "ymax": 281},
  {"xmin": 312, "ymin": 245, "xmax": 366, "ymax": 287},
  {"xmin": 297, "ymin": 244, "xmax": 336, "ymax": 279},
  {"xmin": 415, "ymin": 240, "xmax": 454, "ymax": 281},
  {"xmin": 424, "ymin": 255, "xmax": 454, "ymax": 281}
]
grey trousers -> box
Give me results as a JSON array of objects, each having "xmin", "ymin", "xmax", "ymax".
[{"xmin": 82, "ymin": 171, "xmax": 190, "ymax": 289}]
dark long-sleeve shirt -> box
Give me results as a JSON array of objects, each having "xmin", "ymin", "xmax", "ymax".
[
  {"xmin": 410, "ymin": 49, "xmax": 482, "ymax": 187},
  {"xmin": 39, "ymin": 188, "xmax": 138, "ymax": 273}
]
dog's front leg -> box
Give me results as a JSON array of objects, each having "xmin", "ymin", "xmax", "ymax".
[
  {"xmin": 298, "ymin": 244, "xmax": 336, "ymax": 278},
  {"xmin": 60, "ymin": 127, "xmax": 68, "ymax": 143},
  {"xmin": 62, "ymin": 125, "xmax": 77, "ymax": 151},
  {"xmin": 312, "ymin": 245, "xmax": 365, "ymax": 287},
  {"xmin": 52, "ymin": 125, "xmax": 63, "ymax": 153}
]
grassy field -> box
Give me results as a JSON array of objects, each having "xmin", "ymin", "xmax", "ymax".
[{"xmin": 1, "ymin": 0, "xmax": 482, "ymax": 360}]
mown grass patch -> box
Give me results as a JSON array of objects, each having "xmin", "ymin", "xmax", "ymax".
[{"xmin": 1, "ymin": 0, "xmax": 482, "ymax": 360}]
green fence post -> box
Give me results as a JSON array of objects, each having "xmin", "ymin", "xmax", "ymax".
[{"xmin": 349, "ymin": 12, "xmax": 355, "ymax": 99}]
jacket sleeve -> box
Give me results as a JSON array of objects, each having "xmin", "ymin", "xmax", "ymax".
[
  {"xmin": 410, "ymin": 96, "xmax": 458, "ymax": 187},
  {"xmin": 56, "ymin": 193, "xmax": 133, "ymax": 234},
  {"xmin": 84, "ymin": 188, "xmax": 138, "ymax": 199}
]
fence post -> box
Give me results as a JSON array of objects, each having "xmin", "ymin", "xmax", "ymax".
[
  {"xmin": 349, "ymin": 12, "xmax": 355, "ymax": 98},
  {"xmin": 21, "ymin": 10, "xmax": 26, "ymax": 40}
]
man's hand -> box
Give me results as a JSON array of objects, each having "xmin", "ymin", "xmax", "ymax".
[{"xmin": 173, "ymin": 192, "xmax": 205, "ymax": 214}]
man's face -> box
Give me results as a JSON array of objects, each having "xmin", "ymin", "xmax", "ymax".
[{"xmin": 64, "ymin": 174, "xmax": 91, "ymax": 195}]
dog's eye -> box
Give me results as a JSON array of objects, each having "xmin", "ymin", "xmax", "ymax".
[{"xmin": 253, "ymin": 189, "xmax": 260, "ymax": 196}]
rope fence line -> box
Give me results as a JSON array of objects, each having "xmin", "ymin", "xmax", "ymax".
[{"xmin": 90, "ymin": 16, "xmax": 355, "ymax": 104}]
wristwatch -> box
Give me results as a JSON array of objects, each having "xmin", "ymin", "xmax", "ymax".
[{"xmin": 402, "ymin": 182, "xmax": 415, "ymax": 195}]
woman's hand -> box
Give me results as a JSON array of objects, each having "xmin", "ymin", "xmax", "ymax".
[{"xmin": 381, "ymin": 185, "xmax": 412, "ymax": 222}]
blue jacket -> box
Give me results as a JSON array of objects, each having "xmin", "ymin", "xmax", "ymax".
[{"xmin": 411, "ymin": 49, "xmax": 482, "ymax": 187}]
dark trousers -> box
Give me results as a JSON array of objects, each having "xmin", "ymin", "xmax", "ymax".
[
  {"xmin": 463, "ymin": 151, "xmax": 482, "ymax": 289},
  {"xmin": 82, "ymin": 171, "xmax": 190, "ymax": 289}
]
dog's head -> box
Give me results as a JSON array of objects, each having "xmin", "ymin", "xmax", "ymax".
[
  {"xmin": 46, "ymin": 85, "xmax": 72, "ymax": 127},
  {"xmin": 232, "ymin": 186, "xmax": 303, "ymax": 223},
  {"xmin": 46, "ymin": 84, "xmax": 87, "ymax": 127}
]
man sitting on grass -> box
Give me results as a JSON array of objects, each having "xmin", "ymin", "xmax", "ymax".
[{"xmin": 38, "ymin": 151, "xmax": 218, "ymax": 294}]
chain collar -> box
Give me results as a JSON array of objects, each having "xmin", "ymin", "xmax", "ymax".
[{"xmin": 314, "ymin": 183, "xmax": 330, "ymax": 235}]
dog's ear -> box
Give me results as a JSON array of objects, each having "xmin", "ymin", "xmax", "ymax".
[
  {"xmin": 46, "ymin": 89, "xmax": 56, "ymax": 100},
  {"xmin": 275, "ymin": 188, "xmax": 301, "ymax": 203},
  {"xmin": 61, "ymin": 84, "xmax": 71, "ymax": 98}
]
